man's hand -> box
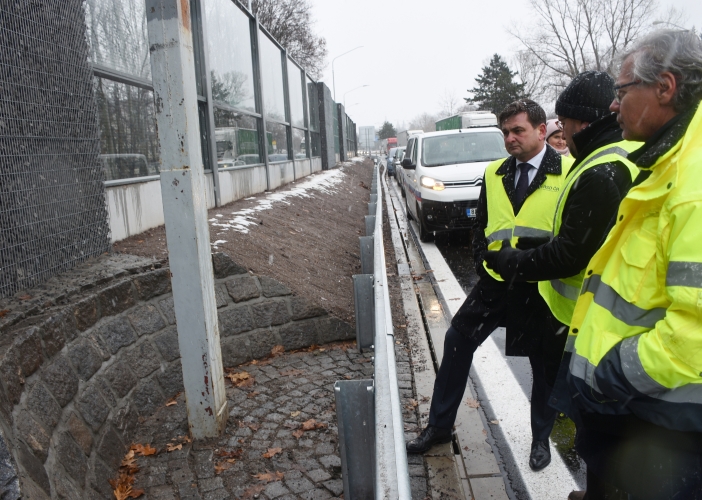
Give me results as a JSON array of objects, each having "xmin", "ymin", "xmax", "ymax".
[
  {"xmin": 516, "ymin": 236, "xmax": 550, "ymax": 250},
  {"xmin": 483, "ymin": 239, "xmax": 522, "ymax": 282}
]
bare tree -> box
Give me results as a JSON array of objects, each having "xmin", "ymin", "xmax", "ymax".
[
  {"xmin": 409, "ymin": 112, "xmax": 438, "ymax": 132},
  {"xmin": 513, "ymin": 50, "xmax": 550, "ymax": 104},
  {"xmin": 251, "ymin": 0, "xmax": 327, "ymax": 79},
  {"xmin": 437, "ymin": 89, "xmax": 462, "ymax": 118},
  {"xmin": 510, "ymin": 0, "xmax": 668, "ymax": 89}
]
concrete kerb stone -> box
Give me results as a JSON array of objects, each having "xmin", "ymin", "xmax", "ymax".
[{"xmin": 0, "ymin": 251, "xmax": 355, "ymax": 498}]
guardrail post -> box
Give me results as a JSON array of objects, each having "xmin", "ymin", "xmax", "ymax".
[
  {"xmin": 353, "ymin": 274, "xmax": 375, "ymax": 352},
  {"xmin": 365, "ymin": 215, "xmax": 376, "ymax": 237},
  {"xmin": 146, "ymin": 0, "xmax": 227, "ymax": 438},
  {"xmin": 334, "ymin": 380, "xmax": 375, "ymax": 498},
  {"xmin": 368, "ymin": 202, "xmax": 377, "ymax": 215},
  {"xmin": 369, "ymin": 193, "xmax": 378, "ymax": 204},
  {"xmin": 359, "ymin": 236, "xmax": 374, "ymax": 275}
]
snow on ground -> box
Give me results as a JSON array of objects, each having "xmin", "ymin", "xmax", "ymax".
[{"xmin": 209, "ymin": 168, "xmax": 347, "ymax": 234}]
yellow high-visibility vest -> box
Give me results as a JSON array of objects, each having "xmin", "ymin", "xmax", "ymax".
[
  {"xmin": 566, "ymin": 104, "xmax": 702, "ymax": 432},
  {"xmin": 538, "ymin": 141, "xmax": 641, "ymax": 324},
  {"xmin": 482, "ymin": 152, "xmax": 573, "ymax": 281}
]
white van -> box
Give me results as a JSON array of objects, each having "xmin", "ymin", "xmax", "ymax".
[{"xmin": 400, "ymin": 128, "xmax": 507, "ymax": 241}]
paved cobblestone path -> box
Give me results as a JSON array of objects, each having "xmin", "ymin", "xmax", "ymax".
[{"xmin": 129, "ymin": 340, "xmax": 428, "ymax": 499}]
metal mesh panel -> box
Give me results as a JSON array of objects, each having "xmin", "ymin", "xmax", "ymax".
[{"xmin": 0, "ymin": 0, "xmax": 110, "ymax": 297}]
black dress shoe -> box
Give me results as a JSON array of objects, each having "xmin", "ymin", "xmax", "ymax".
[
  {"xmin": 529, "ymin": 440, "xmax": 551, "ymax": 471},
  {"xmin": 406, "ymin": 426, "xmax": 452, "ymax": 454}
]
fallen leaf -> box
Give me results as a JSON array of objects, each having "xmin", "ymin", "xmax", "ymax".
[
  {"xmin": 247, "ymin": 422, "xmax": 260, "ymax": 431},
  {"xmin": 131, "ymin": 443, "xmax": 157, "ymax": 456},
  {"xmin": 225, "ymin": 371, "xmax": 253, "ymax": 388},
  {"xmin": 290, "ymin": 411, "xmax": 300, "ymax": 417},
  {"xmin": 490, "ymin": 420, "xmax": 499, "ymax": 425},
  {"xmin": 292, "ymin": 429, "xmax": 304, "ymax": 439},
  {"xmin": 241, "ymin": 484, "xmax": 266, "ymax": 499},
  {"xmin": 165, "ymin": 396, "xmax": 178, "ymax": 407},
  {"xmin": 262, "ymin": 447, "xmax": 282, "ymax": 459},
  {"xmin": 280, "ymin": 369, "xmax": 304, "ymax": 377},
  {"xmin": 252, "ymin": 470, "xmax": 284, "ymax": 483},
  {"xmin": 215, "ymin": 448, "xmax": 244, "ymax": 459},
  {"xmin": 18, "ymin": 294, "xmax": 31, "ymax": 300},
  {"xmin": 0, "ymin": 309, "xmax": 9, "ymax": 318},
  {"xmin": 465, "ymin": 398, "xmax": 480, "ymax": 409},
  {"xmin": 247, "ymin": 391, "xmax": 260, "ymax": 399},
  {"xmin": 214, "ymin": 462, "xmax": 231, "ymax": 474},
  {"xmin": 166, "ymin": 443, "xmax": 182, "ymax": 452},
  {"xmin": 463, "ymin": 446, "xmax": 470, "ymax": 451},
  {"xmin": 301, "ymin": 419, "xmax": 327, "ymax": 431}
]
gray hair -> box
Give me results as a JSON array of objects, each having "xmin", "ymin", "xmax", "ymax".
[{"xmin": 617, "ymin": 29, "xmax": 702, "ymax": 112}]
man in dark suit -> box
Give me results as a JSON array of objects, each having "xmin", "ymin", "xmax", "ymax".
[{"xmin": 406, "ymin": 100, "xmax": 572, "ymax": 471}]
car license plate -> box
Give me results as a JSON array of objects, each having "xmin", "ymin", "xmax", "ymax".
[{"xmin": 466, "ymin": 208, "xmax": 476, "ymax": 217}]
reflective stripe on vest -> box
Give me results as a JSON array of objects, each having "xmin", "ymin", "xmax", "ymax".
[
  {"xmin": 666, "ymin": 261, "xmax": 702, "ymax": 288},
  {"xmin": 538, "ymin": 142, "xmax": 641, "ymax": 324},
  {"xmin": 581, "ymin": 275, "xmax": 666, "ymax": 328},
  {"xmin": 482, "ymin": 154, "xmax": 571, "ymax": 281}
]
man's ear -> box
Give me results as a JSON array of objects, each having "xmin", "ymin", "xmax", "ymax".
[
  {"xmin": 657, "ymin": 71, "xmax": 678, "ymax": 106},
  {"xmin": 537, "ymin": 122, "xmax": 547, "ymax": 141}
]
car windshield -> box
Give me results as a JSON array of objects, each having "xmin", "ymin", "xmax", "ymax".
[{"xmin": 421, "ymin": 131, "xmax": 507, "ymax": 167}]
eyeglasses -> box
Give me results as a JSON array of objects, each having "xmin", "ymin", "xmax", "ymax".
[{"xmin": 613, "ymin": 80, "xmax": 642, "ymax": 103}]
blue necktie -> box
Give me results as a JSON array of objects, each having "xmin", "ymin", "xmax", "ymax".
[{"xmin": 515, "ymin": 163, "xmax": 532, "ymax": 211}]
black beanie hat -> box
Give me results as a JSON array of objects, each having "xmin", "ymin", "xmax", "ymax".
[{"xmin": 555, "ymin": 71, "xmax": 615, "ymax": 122}]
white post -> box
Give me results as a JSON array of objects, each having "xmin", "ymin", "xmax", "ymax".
[{"xmin": 145, "ymin": 0, "xmax": 227, "ymax": 438}]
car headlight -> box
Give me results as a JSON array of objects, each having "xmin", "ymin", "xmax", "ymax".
[{"xmin": 420, "ymin": 176, "xmax": 445, "ymax": 191}]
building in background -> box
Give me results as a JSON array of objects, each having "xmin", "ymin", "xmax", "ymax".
[{"xmin": 359, "ymin": 126, "xmax": 376, "ymax": 153}]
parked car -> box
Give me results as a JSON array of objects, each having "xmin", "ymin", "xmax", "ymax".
[
  {"xmin": 400, "ymin": 128, "xmax": 507, "ymax": 241},
  {"xmin": 386, "ymin": 147, "xmax": 405, "ymax": 178}
]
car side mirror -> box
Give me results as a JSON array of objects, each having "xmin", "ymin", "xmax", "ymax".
[{"xmin": 401, "ymin": 158, "xmax": 415, "ymax": 170}]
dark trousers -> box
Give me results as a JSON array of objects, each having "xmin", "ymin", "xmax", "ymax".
[{"xmin": 575, "ymin": 413, "xmax": 702, "ymax": 500}]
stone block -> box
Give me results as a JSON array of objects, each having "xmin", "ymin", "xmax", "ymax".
[
  {"xmin": 67, "ymin": 339, "xmax": 103, "ymax": 381},
  {"xmin": 215, "ymin": 284, "xmax": 229, "ymax": 308},
  {"xmin": 259, "ymin": 276, "xmax": 292, "ymax": 297},
  {"xmin": 90, "ymin": 457, "xmax": 116, "ymax": 499},
  {"xmin": 87, "ymin": 330, "xmax": 112, "ymax": 361},
  {"xmin": 220, "ymin": 336, "xmax": 251, "ymax": 367},
  {"xmin": 98, "ymin": 280, "xmax": 135, "ymax": 316},
  {"xmin": 95, "ymin": 376, "xmax": 118, "ymax": 407},
  {"xmin": 77, "ymin": 384, "xmax": 110, "ymax": 430},
  {"xmin": 157, "ymin": 360, "xmax": 184, "ymax": 396},
  {"xmin": 158, "ymin": 296, "xmax": 176, "ymax": 324},
  {"xmin": 16, "ymin": 411, "xmax": 50, "ymax": 462},
  {"xmin": 41, "ymin": 356, "xmax": 79, "ymax": 407},
  {"xmin": 13, "ymin": 327, "xmax": 44, "ymax": 377},
  {"xmin": 0, "ymin": 348, "xmax": 24, "ymax": 405},
  {"xmin": 16, "ymin": 442, "xmax": 50, "ymax": 496},
  {"xmin": 0, "ymin": 433, "xmax": 19, "ymax": 498},
  {"xmin": 290, "ymin": 296, "xmax": 327, "ymax": 321},
  {"xmin": 73, "ymin": 295, "xmax": 99, "ymax": 331},
  {"xmin": 153, "ymin": 326, "xmax": 180, "ymax": 362},
  {"xmin": 248, "ymin": 329, "xmax": 280, "ymax": 359},
  {"xmin": 316, "ymin": 317, "xmax": 354, "ymax": 343},
  {"xmin": 132, "ymin": 269, "xmax": 171, "ymax": 300},
  {"xmin": 132, "ymin": 379, "xmax": 166, "ymax": 417},
  {"xmin": 56, "ymin": 433, "xmax": 88, "ymax": 485},
  {"xmin": 212, "ymin": 252, "xmax": 247, "ymax": 279},
  {"xmin": 67, "ymin": 413, "xmax": 93, "ymax": 456},
  {"xmin": 218, "ymin": 305, "xmax": 254, "ymax": 337},
  {"xmin": 98, "ymin": 317, "xmax": 137, "ymax": 354},
  {"xmin": 105, "ymin": 361, "xmax": 137, "ymax": 398},
  {"xmin": 40, "ymin": 311, "xmax": 77, "ymax": 357},
  {"xmin": 97, "ymin": 426, "xmax": 125, "ymax": 469},
  {"xmin": 251, "ymin": 300, "xmax": 291, "ymax": 328},
  {"xmin": 124, "ymin": 341, "xmax": 161, "ymax": 378},
  {"xmin": 224, "ymin": 275, "xmax": 259, "ymax": 303},
  {"xmin": 279, "ymin": 321, "xmax": 318, "ymax": 351},
  {"xmin": 26, "ymin": 382, "xmax": 61, "ymax": 431},
  {"xmin": 52, "ymin": 470, "xmax": 82, "ymax": 500},
  {"xmin": 128, "ymin": 304, "xmax": 166, "ymax": 336},
  {"xmin": 111, "ymin": 401, "xmax": 139, "ymax": 436}
]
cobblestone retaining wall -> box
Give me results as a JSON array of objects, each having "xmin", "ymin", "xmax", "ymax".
[{"xmin": 0, "ymin": 253, "xmax": 352, "ymax": 499}]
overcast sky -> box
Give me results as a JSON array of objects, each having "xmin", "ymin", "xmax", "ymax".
[{"xmin": 307, "ymin": 0, "xmax": 702, "ymax": 131}]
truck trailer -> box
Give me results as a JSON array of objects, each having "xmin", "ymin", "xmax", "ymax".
[
  {"xmin": 435, "ymin": 111, "xmax": 498, "ymax": 131},
  {"xmin": 397, "ymin": 129, "xmax": 423, "ymax": 147}
]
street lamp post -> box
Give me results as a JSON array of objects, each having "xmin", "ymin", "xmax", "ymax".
[
  {"xmin": 343, "ymin": 84, "xmax": 369, "ymax": 108},
  {"xmin": 331, "ymin": 46, "xmax": 363, "ymax": 101}
]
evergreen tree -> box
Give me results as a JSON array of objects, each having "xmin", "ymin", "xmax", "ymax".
[
  {"xmin": 467, "ymin": 54, "xmax": 528, "ymax": 115},
  {"xmin": 378, "ymin": 121, "xmax": 397, "ymax": 139}
]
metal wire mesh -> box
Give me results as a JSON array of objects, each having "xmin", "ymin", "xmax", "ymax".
[{"xmin": 0, "ymin": 0, "xmax": 110, "ymax": 297}]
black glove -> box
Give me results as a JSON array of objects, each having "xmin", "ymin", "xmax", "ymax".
[
  {"xmin": 515, "ymin": 236, "xmax": 550, "ymax": 250},
  {"xmin": 483, "ymin": 239, "xmax": 522, "ymax": 282}
]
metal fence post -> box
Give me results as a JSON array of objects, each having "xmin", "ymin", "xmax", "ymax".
[
  {"xmin": 145, "ymin": 0, "xmax": 227, "ymax": 438},
  {"xmin": 353, "ymin": 274, "xmax": 375, "ymax": 352}
]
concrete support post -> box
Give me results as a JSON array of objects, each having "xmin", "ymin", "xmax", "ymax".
[
  {"xmin": 317, "ymin": 82, "xmax": 335, "ymax": 170},
  {"xmin": 145, "ymin": 0, "xmax": 227, "ymax": 439},
  {"xmin": 337, "ymin": 103, "xmax": 346, "ymax": 161}
]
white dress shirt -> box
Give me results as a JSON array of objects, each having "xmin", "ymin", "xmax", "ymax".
[{"xmin": 514, "ymin": 144, "xmax": 547, "ymax": 187}]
